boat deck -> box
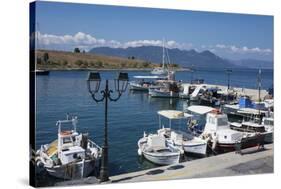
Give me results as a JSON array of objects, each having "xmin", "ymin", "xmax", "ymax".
[{"xmin": 46, "ymin": 140, "xmax": 58, "ymax": 157}]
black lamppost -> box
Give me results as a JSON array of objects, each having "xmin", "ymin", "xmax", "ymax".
[
  {"xmin": 87, "ymin": 72, "xmax": 129, "ymax": 182},
  {"xmin": 226, "ymin": 69, "xmax": 232, "ymax": 89}
]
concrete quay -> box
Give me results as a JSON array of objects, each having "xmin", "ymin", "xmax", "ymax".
[{"xmin": 110, "ymin": 144, "xmax": 273, "ymax": 183}]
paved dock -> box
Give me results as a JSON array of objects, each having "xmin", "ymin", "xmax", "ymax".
[
  {"xmin": 182, "ymin": 83, "xmax": 268, "ymax": 101},
  {"xmin": 207, "ymin": 84, "xmax": 268, "ymax": 101},
  {"xmin": 54, "ymin": 144, "xmax": 273, "ymax": 186},
  {"xmin": 110, "ymin": 144, "xmax": 273, "ymax": 183}
]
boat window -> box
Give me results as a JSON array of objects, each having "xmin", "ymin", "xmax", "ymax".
[
  {"xmin": 264, "ymin": 120, "xmax": 274, "ymax": 126},
  {"xmin": 63, "ymin": 137, "xmax": 72, "ymax": 144},
  {"xmin": 217, "ymin": 118, "xmax": 228, "ymax": 126}
]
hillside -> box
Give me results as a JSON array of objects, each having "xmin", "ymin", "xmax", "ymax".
[
  {"xmin": 35, "ymin": 50, "xmax": 179, "ymax": 70},
  {"xmin": 89, "ymin": 46, "xmax": 237, "ymax": 69}
]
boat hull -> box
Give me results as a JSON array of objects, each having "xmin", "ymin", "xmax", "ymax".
[
  {"xmin": 215, "ymin": 133, "xmax": 268, "ymax": 152},
  {"xmin": 182, "ymin": 143, "xmax": 207, "ymax": 155},
  {"xmin": 46, "ymin": 159, "xmax": 97, "ymax": 180},
  {"xmin": 149, "ymin": 89, "xmax": 179, "ymax": 98},
  {"xmin": 129, "ymin": 84, "xmax": 149, "ymax": 91},
  {"xmin": 143, "ymin": 151, "xmax": 180, "ymax": 165}
]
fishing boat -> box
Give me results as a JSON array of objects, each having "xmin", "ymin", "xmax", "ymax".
[
  {"xmin": 35, "ymin": 116, "xmax": 101, "ymax": 180},
  {"xmin": 222, "ymin": 96, "xmax": 268, "ymax": 121},
  {"xmin": 156, "ymin": 110, "xmax": 208, "ymax": 156},
  {"xmin": 149, "ymin": 72, "xmax": 180, "ymax": 98},
  {"xmin": 222, "ymin": 69, "xmax": 270, "ymax": 121},
  {"xmin": 148, "ymin": 80, "xmax": 180, "ymax": 98},
  {"xmin": 229, "ymin": 116, "xmax": 273, "ymax": 144},
  {"xmin": 129, "ymin": 75, "xmax": 167, "ymax": 91},
  {"xmin": 200, "ymin": 109, "xmax": 266, "ymax": 152},
  {"xmin": 137, "ymin": 133, "xmax": 182, "ymax": 165},
  {"xmin": 199, "ymin": 87, "xmax": 237, "ymax": 107}
]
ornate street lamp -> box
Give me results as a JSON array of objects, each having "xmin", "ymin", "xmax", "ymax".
[{"xmin": 87, "ymin": 72, "xmax": 128, "ymax": 182}]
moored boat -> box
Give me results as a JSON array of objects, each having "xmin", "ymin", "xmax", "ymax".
[
  {"xmin": 156, "ymin": 110, "xmax": 207, "ymax": 156},
  {"xmin": 35, "ymin": 116, "xmax": 101, "ymax": 180},
  {"xmin": 129, "ymin": 75, "xmax": 167, "ymax": 91},
  {"xmin": 200, "ymin": 110, "xmax": 265, "ymax": 152},
  {"xmin": 149, "ymin": 80, "xmax": 180, "ymax": 98},
  {"xmin": 137, "ymin": 133, "xmax": 182, "ymax": 165}
]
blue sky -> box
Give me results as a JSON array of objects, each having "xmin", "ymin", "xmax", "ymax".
[{"xmin": 34, "ymin": 1, "xmax": 273, "ymax": 61}]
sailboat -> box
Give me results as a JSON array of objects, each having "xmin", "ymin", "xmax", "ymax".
[{"xmin": 151, "ymin": 39, "xmax": 170, "ymax": 75}]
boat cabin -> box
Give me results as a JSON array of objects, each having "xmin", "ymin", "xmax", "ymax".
[
  {"xmin": 57, "ymin": 117, "xmax": 86, "ymax": 165},
  {"xmin": 204, "ymin": 110, "xmax": 229, "ymax": 133}
]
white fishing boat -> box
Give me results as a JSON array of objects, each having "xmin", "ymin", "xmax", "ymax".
[
  {"xmin": 230, "ymin": 119, "xmax": 273, "ymax": 143},
  {"xmin": 148, "ymin": 79, "xmax": 180, "ymax": 98},
  {"xmin": 35, "ymin": 116, "xmax": 101, "ymax": 180},
  {"xmin": 129, "ymin": 75, "xmax": 167, "ymax": 91},
  {"xmin": 137, "ymin": 133, "xmax": 182, "ymax": 165},
  {"xmin": 200, "ymin": 110, "xmax": 244, "ymax": 150},
  {"xmin": 201, "ymin": 110, "xmax": 265, "ymax": 151},
  {"xmin": 156, "ymin": 110, "xmax": 207, "ymax": 156}
]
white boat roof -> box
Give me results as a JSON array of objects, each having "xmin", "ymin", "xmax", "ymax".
[
  {"xmin": 242, "ymin": 121, "xmax": 265, "ymax": 127},
  {"xmin": 157, "ymin": 110, "xmax": 193, "ymax": 119},
  {"xmin": 187, "ymin": 105, "xmax": 215, "ymax": 115},
  {"xmin": 133, "ymin": 75, "xmax": 167, "ymax": 79},
  {"xmin": 238, "ymin": 108, "xmax": 267, "ymax": 115}
]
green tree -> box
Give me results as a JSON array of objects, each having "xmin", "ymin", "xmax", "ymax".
[
  {"xmin": 74, "ymin": 47, "xmax": 80, "ymax": 53},
  {"xmin": 43, "ymin": 52, "xmax": 49, "ymax": 64}
]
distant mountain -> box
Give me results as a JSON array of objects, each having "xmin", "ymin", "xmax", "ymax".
[
  {"xmin": 230, "ymin": 59, "xmax": 273, "ymax": 69},
  {"xmin": 89, "ymin": 46, "xmax": 237, "ymax": 69}
]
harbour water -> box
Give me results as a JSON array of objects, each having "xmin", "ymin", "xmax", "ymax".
[{"xmin": 35, "ymin": 68, "xmax": 273, "ymax": 182}]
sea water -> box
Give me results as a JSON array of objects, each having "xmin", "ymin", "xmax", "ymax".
[{"xmin": 35, "ymin": 68, "xmax": 273, "ymax": 183}]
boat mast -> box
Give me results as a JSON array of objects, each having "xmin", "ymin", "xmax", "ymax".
[
  {"xmin": 162, "ymin": 38, "xmax": 165, "ymax": 69},
  {"xmin": 258, "ymin": 68, "xmax": 262, "ymax": 124}
]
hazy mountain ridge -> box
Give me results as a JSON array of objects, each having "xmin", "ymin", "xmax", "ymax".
[
  {"xmin": 89, "ymin": 46, "xmax": 272, "ymax": 69},
  {"xmin": 89, "ymin": 46, "xmax": 235, "ymax": 68}
]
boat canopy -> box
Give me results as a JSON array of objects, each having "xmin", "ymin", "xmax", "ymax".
[
  {"xmin": 133, "ymin": 75, "xmax": 167, "ymax": 79},
  {"xmin": 157, "ymin": 110, "xmax": 193, "ymax": 119},
  {"xmin": 187, "ymin": 105, "xmax": 215, "ymax": 115}
]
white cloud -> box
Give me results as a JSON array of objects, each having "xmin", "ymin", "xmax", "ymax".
[
  {"xmin": 214, "ymin": 44, "xmax": 272, "ymax": 54},
  {"xmin": 36, "ymin": 31, "xmax": 272, "ymax": 56},
  {"xmin": 37, "ymin": 32, "xmax": 193, "ymax": 51}
]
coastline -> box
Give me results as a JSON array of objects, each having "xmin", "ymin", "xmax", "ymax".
[{"xmin": 36, "ymin": 68, "xmax": 191, "ymax": 72}]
